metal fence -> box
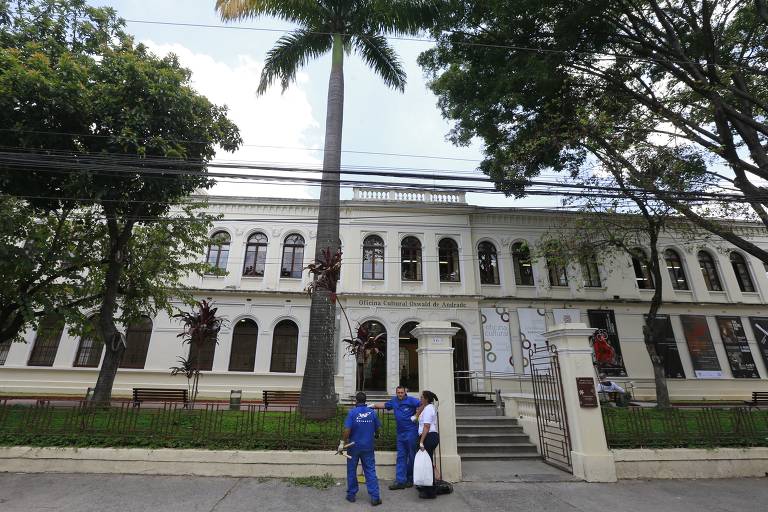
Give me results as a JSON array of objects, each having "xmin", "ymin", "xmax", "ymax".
[
  {"xmin": 602, "ymin": 407, "xmax": 768, "ymax": 449},
  {"xmin": 0, "ymin": 399, "xmax": 397, "ymax": 451}
]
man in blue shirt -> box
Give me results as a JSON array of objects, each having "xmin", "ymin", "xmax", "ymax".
[
  {"xmin": 373, "ymin": 386, "xmax": 421, "ymax": 490},
  {"xmin": 342, "ymin": 391, "xmax": 382, "ymax": 506}
]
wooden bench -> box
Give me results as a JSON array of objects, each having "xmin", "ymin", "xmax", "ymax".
[
  {"xmin": 132, "ymin": 388, "xmax": 188, "ymax": 406},
  {"xmin": 262, "ymin": 390, "xmax": 300, "ymax": 410},
  {"xmin": 744, "ymin": 391, "xmax": 768, "ymax": 409}
]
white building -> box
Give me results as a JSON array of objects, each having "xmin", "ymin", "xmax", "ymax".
[{"xmin": 2, "ymin": 187, "xmax": 768, "ymax": 401}]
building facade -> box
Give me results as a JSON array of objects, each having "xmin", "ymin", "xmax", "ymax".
[{"xmin": 2, "ymin": 187, "xmax": 768, "ymax": 401}]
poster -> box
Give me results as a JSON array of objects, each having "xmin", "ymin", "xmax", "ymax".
[
  {"xmin": 748, "ymin": 317, "xmax": 768, "ymax": 372},
  {"xmin": 553, "ymin": 308, "xmax": 581, "ymax": 325},
  {"xmin": 716, "ymin": 316, "xmax": 759, "ymax": 378},
  {"xmin": 644, "ymin": 315, "xmax": 685, "ymax": 379},
  {"xmin": 517, "ymin": 308, "xmax": 548, "ymax": 375},
  {"xmin": 587, "ymin": 310, "xmax": 627, "ymax": 377},
  {"xmin": 680, "ymin": 315, "xmax": 722, "ymax": 378},
  {"xmin": 480, "ymin": 307, "xmax": 514, "ymax": 373}
]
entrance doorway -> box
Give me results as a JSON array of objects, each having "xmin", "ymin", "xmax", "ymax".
[
  {"xmin": 452, "ymin": 323, "xmax": 470, "ymax": 394},
  {"xmin": 398, "ymin": 322, "xmax": 419, "ymax": 392},
  {"xmin": 358, "ymin": 320, "xmax": 387, "ymax": 391}
]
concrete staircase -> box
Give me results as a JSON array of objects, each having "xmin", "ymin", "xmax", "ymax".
[{"xmin": 456, "ymin": 404, "xmax": 541, "ymax": 461}]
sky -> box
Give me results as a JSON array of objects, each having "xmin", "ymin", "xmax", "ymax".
[{"xmin": 94, "ymin": 0, "xmax": 559, "ymax": 209}]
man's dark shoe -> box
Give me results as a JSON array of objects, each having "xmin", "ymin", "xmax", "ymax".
[
  {"xmin": 388, "ymin": 482, "xmax": 407, "ymax": 490},
  {"xmin": 371, "ymin": 498, "xmax": 383, "ymax": 506},
  {"xmin": 419, "ymin": 493, "xmax": 437, "ymax": 500},
  {"xmin": 345, "ymin": 495, "xmax": 356, "ymax": 503},
  {"xmin": 405, "ymin": 482, "xmax": 413, "ymax": 488}
]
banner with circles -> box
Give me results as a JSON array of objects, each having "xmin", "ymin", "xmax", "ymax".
[
  {"xmin": 480, "ymin": 307, "xmax": 515, "ymax": 373},
  {"xmin": 517, "ymin": 308, "xmax": 548, "ymax": 375}
]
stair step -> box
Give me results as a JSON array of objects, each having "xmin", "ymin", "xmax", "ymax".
[
  {"xmin": 458, "ymin": 442, "xmax": 538, "ymax": 451},
  {"xmin": 456, "ymin": 416, "xmax": 519, "ymax": 424},
  {"xmin": 457, "ymin": 425, "xmax": 525, "ymax": 435},
  {"xmin": 458, "ymin": 433, "xmax": 531, "ymax": 443},
  {"xmin": 460, "ymin": 453, "xmax": 543, "ymax": 461}
]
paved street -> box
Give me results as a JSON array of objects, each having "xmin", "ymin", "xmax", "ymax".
[{"xmin": 0, "ymin": 472, "xmax": 765, "ymax": 511}]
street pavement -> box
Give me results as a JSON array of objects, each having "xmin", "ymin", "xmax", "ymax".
[{"xmin": 0, "ymin": 472, "xmax": 765, "ymax": 511}]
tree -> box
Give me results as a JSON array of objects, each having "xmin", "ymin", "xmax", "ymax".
[
  {"xmin": 538, "ymin": 151, "xmax": 704, "ymax": 408},
  {"xmin": 0, "ymin": 0, "xmax": 241, "ymax": 401},
  {"xmin": 216, "ymin": 0, "xmax": 443, "ymax": 419},
  {"xmin": 419, "ymin": 1, "xmax": 768, "ymax": 263}
]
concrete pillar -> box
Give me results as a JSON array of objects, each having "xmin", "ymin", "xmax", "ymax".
[
  {"xmin": 543, "ymin": 323, "xmax": 617, "ymax": 482},
  {"xmin": 410, "ymin": 321, "xmax": 461, "ymax": 482}
]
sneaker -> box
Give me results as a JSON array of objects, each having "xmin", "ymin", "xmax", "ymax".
[
  {"xmin": 388, "ymin": 482, "xmax": 407, "ymax": 490},
  {"xmin": 371, "ymin": 498, "xmax": 383, "ymax": 506},
  {"xmin": 346, "ymin": 495, "xmax": 356, "ymax": 503}
]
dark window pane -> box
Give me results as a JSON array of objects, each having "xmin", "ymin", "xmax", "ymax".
[
  {"xmin": 206, "ymin": 231, "xmax": 231, "ymax": 272},
  {"xmin": 438, "ymin": 238, "xmax": 460, "ymax": 282},
  {"xmin": 632, "ymin": 249, "xmax": 654, "ymax": 289},
  {"xmin": 281, "ymin": 234, "xmax": 305, "ymax": 278},
  {"xmin": 188, "ymin": 335, "xmax": 216, "ymax": 372},
  {"xmin": 229, "ymin": 318, "xmax": 258, "ymax": 372},
  {"xmin": 547, "ymin": 260, "xmax": 568, "ymax": 287},
  {"xmin": 730, "ymin": 252, "xmax": 755, "ymax": 292},
  {"xmin": 478, "ymin": 241, "xmax": 499, "ymax": 284},
  {"xmin": 270, "ymin": 320, "xmax": 299, "ymax": 372},
  {"xmin": 28, "ymin": 314, "xmax": 65, "ymax": 366},
  {"xmin": 243, "ymin": 232, "xmax": 268, "ymax": 277},
  {"xmin": 664, "ymin": 249, "xmax": 689, "ymax": 290},
  {"xmin": 582, "ymin": 254, "xmax": 601, "ymax": 287},
  {"xmin": 363, "ymin": 235, "xmax": 385, "ymax": 280},
  {"xmin": 512, "ymin": 242, "xmax": 534, "ymax": 286},
  {"xmin": 401, "ymin": 236, "xmax": 422, "ymax": 281},
  {"xmin": 120, "ymin": 316, "xmax": 153, "ymax": 369},
  {"xmin": 74, "ymin": 316, "xmax": 104, "ymax": 368},
  {"xmin": 698, "ymin": 251, "xmax": 722, "ymax": 291}
]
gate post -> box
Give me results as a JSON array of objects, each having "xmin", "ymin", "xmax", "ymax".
[
  {"xmin": 544, "ymin": 323, "xmax": 617, "ymax": 482},
  {"xmin": 410, "ymin": 321, "xmax": 461, "ymax": 482}
]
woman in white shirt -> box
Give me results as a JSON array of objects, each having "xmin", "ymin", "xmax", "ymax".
[{"xmin": 417, "ymin": 390, "xmax": 439, "ymax": 499}]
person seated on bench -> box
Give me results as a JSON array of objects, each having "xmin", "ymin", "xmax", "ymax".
[{"xmin": 598, "ymin": 374, "xmax": 629, "ymax": 407}]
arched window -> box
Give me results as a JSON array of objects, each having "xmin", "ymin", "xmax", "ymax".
[
  {"xmin": 206, "ymin": 231, "xmax": 230, "ymax": 271},
  {"xmin": 512, "ymin": 242, "xmax": 534, "ymax": 286},
  {"xmin": 243, "ymin": 232, "xmax": 268, "ymax": 277},
  {"xmin": 229, "ymin": 318, "xmax": 258, "ymax": 372},
  {"xmin": 120, "ymin": 316, "xmax": 153, "ymax": 369},
  {"xmin": 438, "ymin": 238, "xmax": 460, "ymax": 282},
  {"xmin": 362, "ymin": 235, "xmax": 385, "ymax": 280},
  {"xmin": 281, "ymin": 234, "xmax": 305, "ymax": 278},
  {"xmin": 401, "ymin": 236, "xmax": 422, "ymax": 281},
  {"xmin": 188, "ymin": 332, "xmax": 216, "ymax": 372},
  {"xmin": 28, "ymin": 314, "xmax": 65, "ymax": 366},
  {"xmin": 581, "ymin": 253, "xmax": 602, "ymax": 288},
  {"xmin": 478, "ymin": 241, "xmax": 500, "ymax": 284},
  {"xmin": 0, "ymin": 341, "xmax": 9, "ymax": 365},
  {"xmin": 664, "ymin": 249, "xmax": 689, "ymax": 290},
  {"xmin": 730, "ymin": 252, "xmax": 755, "ymax": 292},
  {"xmin": 399, "ymin": 321, "xmax": 419, "ymax": 391},
  {"xmin": 698, "ymin": 251, "xmax": 722, "ymax": 291},
  {"xmin": 631, "ymin": 248, "xmax": 654, "ymax": 289},
  {"xmin": 359, "ymin": 320, "xmax": 387, "ymax": 390},
  {"xmin": 74, "ymin": 316, "xmax": 104, "ymax": 367},
  {"xmin": 547, "ymin": 259, "xmax": 568, "ymax": 287},
  {"xmin": 270, "ymin": 320, "xmax": 299, "ymax": 372}
]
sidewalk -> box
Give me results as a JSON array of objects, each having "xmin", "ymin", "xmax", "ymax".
[{"xmin": 0, "ymin": 472, "xmax": 765, "ymax": 511}]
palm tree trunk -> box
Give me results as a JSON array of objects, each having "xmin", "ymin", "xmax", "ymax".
[{"xmin": 299, "ymin": 33, "xmax": 344, "ymax": 419}]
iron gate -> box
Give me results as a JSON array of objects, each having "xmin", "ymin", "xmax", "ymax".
[{"xmin": 529, "ymin": 343, "xmax": 572, "ymax": 471}]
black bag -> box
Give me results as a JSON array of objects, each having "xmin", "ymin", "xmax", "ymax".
[{"xmin": 434, "ymin": 479, "xmax": 453, "ymax": 495}]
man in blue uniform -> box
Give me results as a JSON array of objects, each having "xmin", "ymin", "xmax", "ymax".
[
  {"xmin": 373, "ymin": 386, "xmax": 421, "ymax": 490},
  {"xmin": 342, "ymin": 391, "xmax": 382, "ymax": 506}
]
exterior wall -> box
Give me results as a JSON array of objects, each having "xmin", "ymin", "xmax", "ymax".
[
  {"xmin": 2, "ymin": 189, "xmax": 768, "ymax": 401},
  {"xmin": 613, "ymin": 448, "xmax": 768, "ymax": 479}
]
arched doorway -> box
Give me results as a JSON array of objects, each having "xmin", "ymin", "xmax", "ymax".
[
  {"xmin": 452, "ymin": 323, "xmax": 470, "ymax": 394},
  {"xmin": 399, "ymin": 322, "xmax": 419, "ymax": 392},
  {"xmin": 358, "ymin": 320, "xmax": 387, "ymax": 391}
]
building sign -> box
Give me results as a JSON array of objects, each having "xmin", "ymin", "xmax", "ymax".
[
  {"xmin": 587, "ymin": 310, "xmax": 627, "ymax": 377},
  {"xmin": 358, "ymin": 299, "xmax": 467, "ymax": 308},
  {"xmin": 480, "ymin": 307, "xmax": 514, "ymax": 373},
  {"xmin": 553, "ymin": 308, "xmax": 581, "ymax": 325},
  {"xmin": 680, "ymin": 315, "xmax": 722, "ymax": 379},
  {"xmin": 517, "ymin": 308, "xmax": 547, "ymax": 375},
  {"xmin": 748, "ymin": 317, "xmax": 768, "ymax": 372},
  {"xmin": 716, "ymin": 316, "xmax": 760, "ymax": 379},
  {"xmin": 576, "ymin": 377, "xmax": 598, "ymax": 408},
  {"xmin": 644, "ymin": 315, "xmax": 685, "ymax": 379}
]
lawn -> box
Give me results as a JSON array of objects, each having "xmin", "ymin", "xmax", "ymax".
[
  {"xmin": 0, "ymin": 402, "xmax": 397, "ymax": 451},
  {"xmin": 602, "ymin": 407, "xmax": 768, "ymax": 449}
]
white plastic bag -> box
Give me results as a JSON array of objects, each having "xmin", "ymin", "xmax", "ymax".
[{"xmin": 413, "ymin": 450, "xmax": 433, "ymax": 487}]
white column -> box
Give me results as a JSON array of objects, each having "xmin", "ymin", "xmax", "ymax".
[
  {"xmin": 387, "ymin": 331, "xmax": 399, "ymax": 394},
  {"xmin": 543, "ymin": 323, "xmax": 616, "ymax": 482},
  {"xmin": 410, "ymin": 321, "xmax": 461, "ymax": 482}
]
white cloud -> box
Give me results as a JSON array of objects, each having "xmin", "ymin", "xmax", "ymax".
[{"xmin": 143, "ymin": 41, "xmax": 319, "ymax": 199}]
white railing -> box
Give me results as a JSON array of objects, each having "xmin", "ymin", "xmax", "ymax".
[{"xmin": 352, "ymin": 187, "xmax": 466, "ymax": 204}]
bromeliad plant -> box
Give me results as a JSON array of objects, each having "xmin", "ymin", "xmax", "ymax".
[
  {"xmin": 171, "ymin": 300, "xmax": 225, "ymax": 406},
  {"xmin": 344, "ymin": 322, "xmax": 386, "ymax": 393}
]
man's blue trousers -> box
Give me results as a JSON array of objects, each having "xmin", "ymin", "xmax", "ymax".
[
  {"xmin": 346, "ymin": 449, "xmax": 380, "ymax": 501},
  {"xmin": 395, "ymin": 431, "xmax": 418, "ymax": 485}
]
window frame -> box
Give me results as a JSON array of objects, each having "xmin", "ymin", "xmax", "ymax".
[
  {"xmin": 581, "ymin": 253, "xmax": 602, "ymax": 288},
  {"xmin": 631, "ymin": 248, "xmax": 655, "ymax": 290},
  {"xmin": 206, "ymin": 230, "xmax": 231, "ymax": 272},
  {"xmin": 512, "ymin": 241, "xmax": 534, "ymax": 286},
  {"xmin": 477, "ymin": 241, "xmax": 500, "ymax": 285},
  {"xmin": 27, "ymin": 314, "xmax": 65, "ymax": 367},
  {"xmin": 270, "ymin": 319, "xmax": 299, "ymax": 373},
  {"xmin": 400, "ymin": 236, "xmax": 423, "ymax": 282},
  {"xmin": 362, "ymin": 234, "xmax": 385, "ymax": 280},
  {"xmin": 730, "ymin": 252, "xmax": 756, "ymax": 292},
  {"xmin": 664, "ymin": 249, "xmax": 689, "ymax": 291},
  {"xmin": 438, "ymin": 237, "xmax": 461, "ymax": 283},
  {"xmin": 547, "ymin": 259, "xmax": 569, "ymax": 287},
  {"xmin": 119, "ymin": 316, "xmax": 153, "ymax": 369},
  {"xmin": 281, "ymin": 233, "xmax": 305, "ymax": 279},
  {"xmin": 243, "ymin": 232, "xmax": 268, "ymax": 277},
  {"xmin": 698, "ymin": 250, "xmax": 723, "ymax": 291},
  {"xmin": 73, "ymin": 316, "xmax": 104, "ymax": 368},
  {"xmin": 229, "ymin": 318, "xmax": 259, "ymax": 372}
]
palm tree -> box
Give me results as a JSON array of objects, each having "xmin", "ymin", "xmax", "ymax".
[{"xmin": 216, "ymin": 1, "xmax": 442, "ymax": 419}]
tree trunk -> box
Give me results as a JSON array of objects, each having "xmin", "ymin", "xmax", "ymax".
[
  {"xmin": 643, "ymin": 231, "xmax": 672, "ymax": 409},
  {"xmin": 298, "ymin": 33, "xmax": 344, "ymax": 419},
  {"xmin": 91, "ymin": 217, "xmax": 131, "ymax": 403}
]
